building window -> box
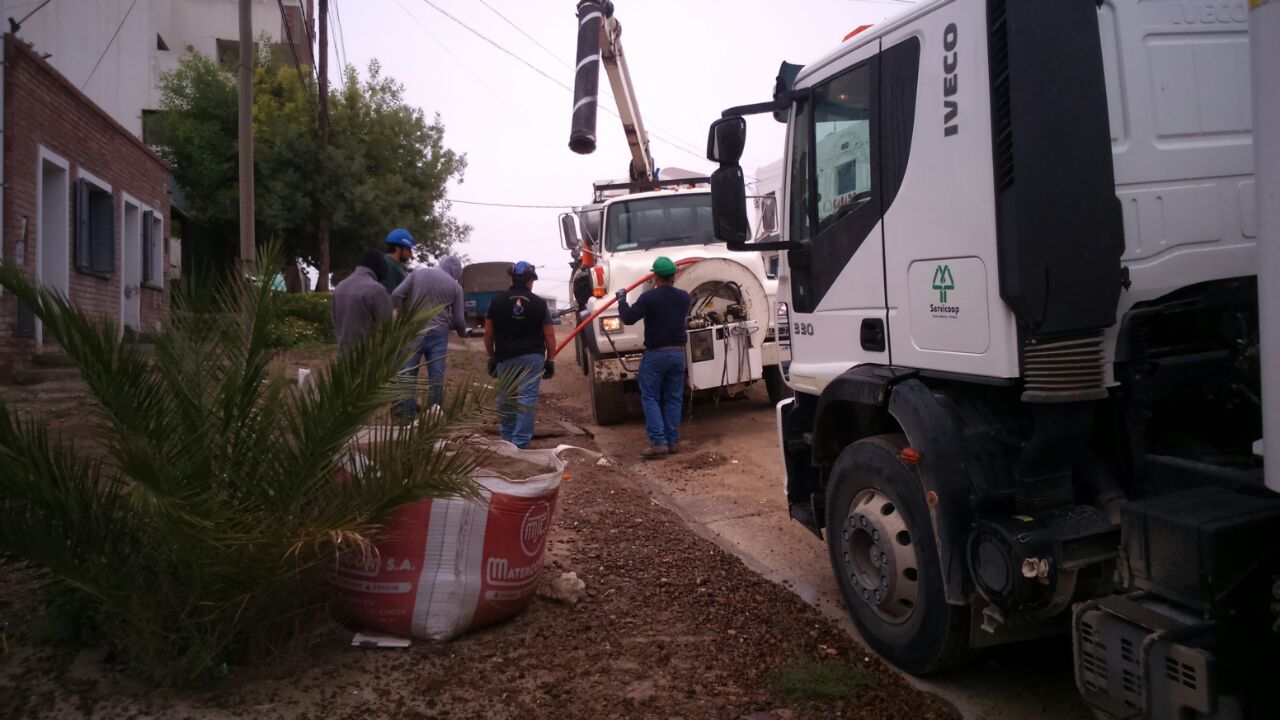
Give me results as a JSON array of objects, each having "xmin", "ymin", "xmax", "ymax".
[
  {"xmin": 143, "ymin": 210, "xmax": 164, "ymax": 288},
  {"xmin": 75, "ymin": 178, "xmax": 114, "ymax": 277}
]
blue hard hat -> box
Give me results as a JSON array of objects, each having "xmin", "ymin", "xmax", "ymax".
[
  {"xmin": 386, "ymin": 228, "xmax": 415, "ymax": 249},
  {"xmin": 511, "ymin": 261, "xmax": 538, "ymax": 280}
]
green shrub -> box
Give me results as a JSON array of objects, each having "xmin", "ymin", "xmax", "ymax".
[
  {"xmin": 0, "ymin": 255, "xmax": 494, "ymax": 684},
  {"xmin": 265, "ymin": 291, "xmax": 334, "ymax": 348}
]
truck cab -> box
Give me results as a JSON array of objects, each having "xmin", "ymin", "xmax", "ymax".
[{"xmin": 705, "ymin": 0, "xmax": 1277, "ymax": 717}]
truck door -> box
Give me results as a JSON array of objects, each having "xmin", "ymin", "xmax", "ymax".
[{"xmin": 784, "ymin": 41, "xmax": 889, "ymax": 391}]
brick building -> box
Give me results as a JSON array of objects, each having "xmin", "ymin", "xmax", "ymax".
[{"xmin": 1, "ymin": 35, "xmax": 172, "ymax": 379}]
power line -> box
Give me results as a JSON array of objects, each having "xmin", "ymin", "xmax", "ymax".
[
  {"xmin": 388, "ymin": 0, "xmax": 557, "ymax": 146},
  {"xmin": 332, "ymin": 0, "xmax": 350, "ymax": 71},
  {"xmin": 82, "ymin": 0, "xmax": 137, "ymax": 90},
  {"xmin": 451, "ymin": 198, "xmax": 576, "ymax": 209},
  {"xmin": 277, "ymin": 0, "xmax": 320, "ymax": 122},
  {"xmin": 475, "ymin": 0, "xmax": 572, "ymax": 71}
]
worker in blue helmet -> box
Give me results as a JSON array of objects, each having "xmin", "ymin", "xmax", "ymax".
[
  {"xmin": 382, "ymin": 228, "xmax": 414, "ymax": 293},
  {"xmin": 484, "ymin": 261, "xmax": 556, "ymax": 448}
]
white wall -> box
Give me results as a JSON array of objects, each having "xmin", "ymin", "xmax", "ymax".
[{"xmin": 7, "ymin": 0, "xmax": 302, "ymax": 137}]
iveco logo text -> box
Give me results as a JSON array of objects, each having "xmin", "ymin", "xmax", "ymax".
[
  {"xmin": 1170, "ymin": 1, "xmax": 1248, "ymax": 24},
  {"xmin": 943, "ymin": 22, "xmax": 959, "ymax": 137}
]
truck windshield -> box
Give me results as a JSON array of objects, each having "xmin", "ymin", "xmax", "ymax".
[{"xmin": 604, "ymin": 194, "xmax": 716, "ymax": 252}]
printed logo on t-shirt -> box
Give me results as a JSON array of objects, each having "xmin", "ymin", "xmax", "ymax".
[{"xmin": 512, "ymin": 297, "xmax": 526, "ymax": 317}]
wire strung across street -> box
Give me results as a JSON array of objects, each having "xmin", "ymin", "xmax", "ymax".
[{"xmin": 82, "ymin": 0, "xmax": 138, "ymax": 90}]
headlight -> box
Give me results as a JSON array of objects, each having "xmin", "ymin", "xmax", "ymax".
[{"xmin": 601, "ymin": 316, "xmax": 623, "ymax": 334}]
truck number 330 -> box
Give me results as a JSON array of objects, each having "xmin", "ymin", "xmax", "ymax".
[{"xmin": 792, "ymin": 322, "xmax": 816, "ymax": 336}]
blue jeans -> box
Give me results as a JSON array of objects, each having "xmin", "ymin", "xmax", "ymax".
[
  {"xmin": 396, "ymin": 328, "xmax": 449, "ymax": 418},
  {"xmin": 638, "ymin": 347, "xmax": 685, "ymax": 447},
  {"xmin": 496, "ymin": 353, "xmax": 545, "ymax": 449}
]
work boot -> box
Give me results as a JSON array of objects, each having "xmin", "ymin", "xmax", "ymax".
[
  {"xmin": 667, "ymin": 442, "xmax": 679, "ymax": 454},
  {"xmin": 641, "ymin": 444, "xmax": 669, "ymax": 459}
]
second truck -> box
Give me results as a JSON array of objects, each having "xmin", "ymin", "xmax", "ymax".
[
  {"xmin": 706, "ymin": 0, "xmax": 1279, "ymax": 718},
  {"xmin": 562, "ymin": 0, "xmax": 790, "ymax": 426}
]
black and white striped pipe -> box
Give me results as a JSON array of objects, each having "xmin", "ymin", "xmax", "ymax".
[{"xmin": 569, "ymin": 0, "xmax": 605, "ymax": 155}]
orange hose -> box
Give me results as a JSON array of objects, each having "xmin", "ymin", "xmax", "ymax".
[{"xmin": 553, "ymin": 257, "xmax": 701, "ymax": 358}]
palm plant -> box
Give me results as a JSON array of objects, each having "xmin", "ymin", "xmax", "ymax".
[{"xmin": 0, "ymin": 252, "xmax": 493, "ymax": 683}]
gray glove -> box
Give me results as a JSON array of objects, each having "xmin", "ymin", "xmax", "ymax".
[{"xmin": 615, "ymin": 289, "xmax": 627, "ymax": 304}]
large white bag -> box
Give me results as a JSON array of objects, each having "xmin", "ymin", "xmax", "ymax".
[{"xmin": 331, "ymin": 442, "xmax": 569, "ymax": 640}]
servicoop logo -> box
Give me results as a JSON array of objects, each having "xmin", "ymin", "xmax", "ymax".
[{"xmin": 930, "ymin": 265, "xmax": 959, "ymax": 317}]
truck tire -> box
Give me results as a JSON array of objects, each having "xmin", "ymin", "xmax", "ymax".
[
  {"xmin": 764, "ymin": 364, "xmax": 792, "ymax": 405},
  {"xmin": 589, "ymin": 375, "xmax": 627, "ymax": 425},
  {"xmin": 825, "ymin": 433, "xmax": 972, "ymax": 675}
]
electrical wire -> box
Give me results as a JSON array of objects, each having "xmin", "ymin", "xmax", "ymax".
[
  {"xmin": 82, "ymin": 0, "xmax": 137, "ymax": 90},
  {"xmin": 389, "ymin": 0, "xmax": 558, "ymax": 146},
  {"xmin": 333, "ymin": 0, "xmax": 351, "ymax": 71},
  {"xmin": 8, "ymin": 0, "xmax": 52, "ymax": 31},
  {"xmin": 475, "ymin": 0, "xmax": 571, "ymax": 71},
  {"xmin": 450, "ymin": 198, "xmax": 576, "ymax": 209},
  {"xmin": 277, "ymin": 0, "xmax": 320, "ymax": 122}
]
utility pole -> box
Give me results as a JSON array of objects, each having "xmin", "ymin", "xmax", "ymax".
[
  {"xmin": 316, "ymin": 0, "xmax": 332, "ymax": 290},
  {"xmin": 237, "ymin": 0, "xmax": 255, "ymax": 264}
]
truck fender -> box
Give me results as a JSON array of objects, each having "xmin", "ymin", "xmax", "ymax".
[
  {"xmin": 813, "ymin": 367, "xmax": 971, "ymax": 606},
  {"xmin": 886, "ymin": 378, "xmax": 972, "ymax": 606}
]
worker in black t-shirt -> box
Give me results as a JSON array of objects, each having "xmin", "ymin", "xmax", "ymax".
[
  {"xmin": 617, "ymin": 256, "xmax": 692, "ymax": 458},
  {"xmin": 484, "ymin": 262, "xmax": 557, "ymax": 449}
]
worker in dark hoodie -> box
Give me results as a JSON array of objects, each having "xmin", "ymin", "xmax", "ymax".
[
  {"xmin": 391, "ymin": 254, "xmax": 468, "ymax": 419},
  {"xmin": 331, "ymin": 249, "xmax": 393, "ymax": 353}
]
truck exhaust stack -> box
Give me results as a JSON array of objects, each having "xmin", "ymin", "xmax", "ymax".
[{"xmin": 569, "ymin": 1, "xmax": 606, "ymax": 155}]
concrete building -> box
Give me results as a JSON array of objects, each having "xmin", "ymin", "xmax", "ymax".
[
  {"xmin": 5, "ymin": 0, "xmax": 312, "ymax": 139},
  {"xmin": 1, "ymin": 35, "xmax": 173, "ymax": 379}
]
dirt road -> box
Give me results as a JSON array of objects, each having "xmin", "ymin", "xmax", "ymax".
[{"xmin": 538, "ymin": 338, "xmax": 1092, "ymax": 720}]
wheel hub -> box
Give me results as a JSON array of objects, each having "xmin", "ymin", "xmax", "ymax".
[{"xmin": 840, "ymin": 488, "xmax": 920, "ymax": 624}]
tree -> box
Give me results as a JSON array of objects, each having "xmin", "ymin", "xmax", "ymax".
[
  {"xmin": 0, "ymin": 248, "xmax": 495, "ymax": 683},
  {"xmin": 153, "ymin": 48, "xmax": 469, "ymax": 281}
]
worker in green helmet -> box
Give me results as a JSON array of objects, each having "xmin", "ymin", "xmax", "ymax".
[{"xmin": 616, "ymin": 256, "xmax": 691, "ymax": 458}]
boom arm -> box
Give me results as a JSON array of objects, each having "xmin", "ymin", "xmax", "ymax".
[{"xmin": 568, "ymin": 1, "xmax": 656, "ymax": 184}]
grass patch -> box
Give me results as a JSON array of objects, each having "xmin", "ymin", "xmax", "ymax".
[{"xmin": 770, "ymin": 659, "xmax": 872, "ymax": 703}]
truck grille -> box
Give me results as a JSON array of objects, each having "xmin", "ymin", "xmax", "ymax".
[{"xmin": 1021, "ymin": 331, "xmax": 1108, "ymax": 402}]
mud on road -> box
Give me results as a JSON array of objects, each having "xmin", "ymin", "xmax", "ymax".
[
  {"xmin": 0, "ymin": 340, "xmax": 956, "ymax": 720},
  {"xmin": 536, "ymin": 333, "xmax": 1091, "ymax": 720}
]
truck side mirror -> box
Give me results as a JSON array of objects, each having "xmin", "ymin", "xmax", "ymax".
[
  {"xmin": 706, "ymin": 116, "xmax": 746, "ymax": 164},
  {"xmin": 559, "ymin": 212, "xmax": 580, "ymax": 250},
  {"xmin": 711, "ymin": 165, "xmax": 750, "ymax": 247}
]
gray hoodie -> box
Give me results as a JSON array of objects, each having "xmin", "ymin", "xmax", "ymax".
[
  {"xmin": 331, "ymin": 266, "xmax": 393, "ymax": 352},
  {"xmin": 392, "ymin": 255, "xmax": 467, "ymax": 336}
]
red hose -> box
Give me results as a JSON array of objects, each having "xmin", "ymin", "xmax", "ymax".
[{"xmin": 553, "ymin": 257, "xmax": 701, "ymax": 358}]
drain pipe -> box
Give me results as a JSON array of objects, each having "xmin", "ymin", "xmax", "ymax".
[{"xmin": 1252, "ymin": 0, "xmax": 1279, "ymax": 492}]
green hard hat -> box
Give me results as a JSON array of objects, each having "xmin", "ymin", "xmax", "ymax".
[{"xmin": 651, "ymin": 256, "xmax": 677, "ymax": 277}]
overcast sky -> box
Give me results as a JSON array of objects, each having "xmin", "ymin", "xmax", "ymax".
[{"xmin": 334, "ymin": 0, "xmax": 917, "ymax": 301}]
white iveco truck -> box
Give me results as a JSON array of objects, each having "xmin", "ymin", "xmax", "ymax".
[
  {"xmin": 706, "ymin": 0, "xmax": 1278, "ymax": 717},
  {"xmin": 563, "ymin": 0, "xmax": 790, "ymax": 425}
]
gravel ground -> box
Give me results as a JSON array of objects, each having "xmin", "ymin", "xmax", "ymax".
[{"xmin": 0, "ymin": 342, "xmax": 957, "ymax": 719}]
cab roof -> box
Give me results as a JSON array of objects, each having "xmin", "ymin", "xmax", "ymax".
[{"xmin": 797, "ymin": 0, "xmax": 946, "ymax": 87}]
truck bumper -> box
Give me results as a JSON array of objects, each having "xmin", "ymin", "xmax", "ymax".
[{"xmin": 591, "ymin": 354, "xmax": 643, "ymax": 383}]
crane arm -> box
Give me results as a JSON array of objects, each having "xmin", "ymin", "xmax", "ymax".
[{"xmin": 598, "ymin": 10, "xmax": 655, "ymax": 183}]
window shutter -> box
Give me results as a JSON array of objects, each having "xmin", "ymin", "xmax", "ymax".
[
  {"xmin": 89, "ymin": 191, "xmax": 115, "ymax": 275},
  {"xmin": 142, "ymin": 211, "xmax": 154, "ymax": 284},
  {"xmin": 75, "ymin": 180, "xmax": 91, "ymax": 272}
]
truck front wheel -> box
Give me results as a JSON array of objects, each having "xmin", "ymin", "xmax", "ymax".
[
  {"xmin": 825, "ymin": 434, "xmax": 971, "ymax": 675},
  {"xmin": 764, "ymin": 364, "xmax": 792, "ymax": 405}
]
